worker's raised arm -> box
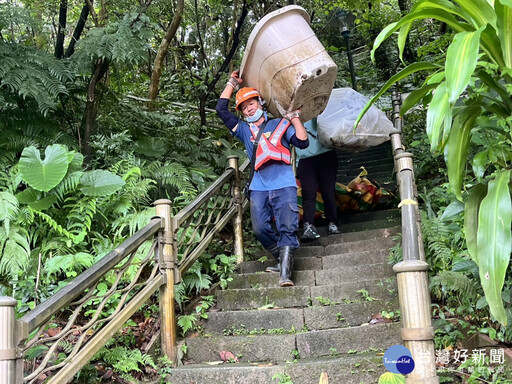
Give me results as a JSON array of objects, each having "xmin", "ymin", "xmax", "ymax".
[{"xmin": 220, "ymin": 70, "xmax": 242, "ymax": 99}]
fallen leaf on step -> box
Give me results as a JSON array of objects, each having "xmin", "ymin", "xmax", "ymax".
[
  {"xmin": 219, "ymin": 350, "xmax": 238, "ymax": 362},
  {"xmin": 257, "ymin": 363, "xmax": 275, "ymax": 367},
  {"xmin": 369, "ymin": 313, "xmax": 392, "ymax": 324},
  {"xmin": 205, "ymin": 361, "xmax": 224, "ymax": 365},
  {"xmin": 319, "ymin": 372, "xmax": 329, "ymax": 383}
]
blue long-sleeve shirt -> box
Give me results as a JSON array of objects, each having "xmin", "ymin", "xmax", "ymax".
[{"xmin": 216, "ymin": 98, "xmax": 309, "ymax": 191}]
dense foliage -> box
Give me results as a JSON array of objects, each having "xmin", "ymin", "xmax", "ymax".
[{"xmin": 1, "ymin": 0, "xmax": 511, "ymax": 381}]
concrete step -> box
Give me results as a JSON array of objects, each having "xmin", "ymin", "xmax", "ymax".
[
  {"xmin": 301, "ymin": 226, "xmax": 399, "ymax": 247},
  {"xmin": 201, "ymin": 299, "xmax": 399, "ymax": 335},
  {"xmin": 216, "ymin": 286, "xmax": 310, "ymax": 311},
  {"xmin": 296, "ymin": 322, "xmax": 402, "ymax": 358},
  {"xmin": 338, "ymin": 209, "xmax": 400, "ymax": 224},
  {"xmin": 323, "ymin": 236, "xmax": 397, "ymax": 255},
  {"xmin": 339, "ymin": 217, "xmax": 401, "ymax": 233},
  {"xmin": 310, "ymin": 278, "xmax": 397, "ymax": 304},
  {"xmin": 185, "ymin": 323, "xmax": 401, "ymax": 363},
  {"xmin": 238, "ymin": 257, "xmax": 321, "ymax": 274},
  {"xmin": 228, "ymin": 270, "xmax": 316, "ymax": 289},
  {"xmin": 167, "ymin": 352, "xmax": 386, "ymax": 384},
  {"xmin": 231, "ymin": 261, "xmax": 394, "ymax": 290}
]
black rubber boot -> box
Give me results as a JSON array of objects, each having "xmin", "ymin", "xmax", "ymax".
[
  {"xmin": 265, "ymin": 245, "xmax": 280, "ymax": 273},
  {"xmin": 278, "ymin": 246, "xmax": 294, "ymax": 287}
]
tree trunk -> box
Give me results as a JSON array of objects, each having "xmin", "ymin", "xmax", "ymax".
[
  {"xmin": 148, "ymin": 0, "xmax": 185, "ymax": 107},
  {"xmin": 55, "ymin": 0, "xmax": 67, "ymax": 59},
  {"xmin": 83, "ymin": 59, "xmax": 109, "ymax": 162},
  {"xmin": 64, "ymin": 1, "xmax": 90, "ymax": 58},
  {"xmin": 198, "ymin": 0, "xmax": 248, "ymax": 129}
]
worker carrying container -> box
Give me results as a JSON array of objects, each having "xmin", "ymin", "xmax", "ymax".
[{"xmin": 239, "ymin": 5, "xmax": 337, "ymax": 123}]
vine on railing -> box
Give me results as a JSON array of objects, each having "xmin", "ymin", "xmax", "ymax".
[{"xmin": 18, "ymin": 220, "xmax": 163, "ymax": 384}]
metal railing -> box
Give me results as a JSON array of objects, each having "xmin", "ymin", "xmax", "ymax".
[
  {"xmin": 390, "ymin": 90, "xmax": 439, "ymax": 384},
  {"xmin": 0, "ymin": 156, "xmax": 248, "ymax": 383}
]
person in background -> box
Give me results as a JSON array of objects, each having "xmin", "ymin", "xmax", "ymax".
[
  {"xmin": 296, "ymin": 117, "xmax": 341, "ymax": 241},
  {"xmin": 215, "ymin": 70, "xmax": 309, "ymax": 287}
]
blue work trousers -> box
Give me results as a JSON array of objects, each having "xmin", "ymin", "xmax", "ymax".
[{"xmin": 249, "ymin": 187, "xmax": 300, "ymax": 250}]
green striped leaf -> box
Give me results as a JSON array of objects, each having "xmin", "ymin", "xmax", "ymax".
[
  {"xmin": 426, "ymin": 82, "xmax": 452, "ymax": 152},
  {"xmin": 456, "ymin": 0, "xmax": 497, "ymax": 29},
  {"xmin": 464, "ymin": 183, "xmax": 487, "ymax": 264},
  {"xmin": 480, "ymin": 24, "xmax": 506, "ymax": 67},
  {"xmin": 477, "ymin": 170, "xmax": 512, "ymax": 326},
  {"xmin": 371, "ymin": 9, "xmax": 471, "ymax": 62},
  {"xmin": 411, "ymin": 0, "xmax": 470, "ymax": 21},
  {"xmin": 446, "ymin": 29, "xmax": 483, "ymax": 104},
  {"xmin": 445, "ymin": 105, "xmax": 481, "ymax": 200},
  {"xmin": 355, "ymin": 62, "xmax": 441, "ymax": 127},
  {"xmin": 496, "ymin": 0, "xmax": 512, "ymax": 68},
  {"xmin": 400, "ymin": 83, "xmax": 439, "ymax": 115}
]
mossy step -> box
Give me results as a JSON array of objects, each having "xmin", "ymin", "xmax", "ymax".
[
  {"xmin": 338, "ymin": 209, "xmax": 400, "ymax": 224},
  {"xmin": 315, "ymin": 262, "xmax": 394, "ymax": 282},
  {"xmin": 323, "ymin": 236, "xmax": 397, "ymax": 255},
  {"xmin": 301, "ymin": 226, "xmax": 399, "ymax": 246},
  {"xmin": 310, "ymin": 278, "xmax": 397, "ymax": 304},
  {"xmin": 296, "ymin": 322, "xmax": 402, "ymax": 358},
  {"xmin": 216, "ymin": 286, "xmax": 310, "ymax": 311},
  {"xmin": 185, "ymin": 323, "xmax": 401, "ymax": 363},
  {"xmin": 339, "ymin": 217, "xmax": 401, "ymax": 232},
  {"xmin": 233, "ymin": 260, "xmax": 394, "ymax": 287},
  {"xmin": 166, "ymin": 352, "xmax": 386, "ymax": 384},
  {"xmin": 201, "ymin": 299, "xmax": 399, "ymax": 335},
  {"xmin": 228, "ymin": 270, "xmax": 316, "ymax": 289}
]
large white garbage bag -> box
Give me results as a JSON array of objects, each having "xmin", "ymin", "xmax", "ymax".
[{"xmin": 317, "ymin": 88, "xmax": 398, "ymax": 151}]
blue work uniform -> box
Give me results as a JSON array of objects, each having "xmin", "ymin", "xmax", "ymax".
[{"xmin": 216, "ymin": 98, "xmax": 309, "ymax": 249}]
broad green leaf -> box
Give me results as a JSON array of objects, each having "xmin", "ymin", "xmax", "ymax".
[
  {"xmin": 400, "ymin": 83, "xmax": 439, "ymax": 115},
  {"xmin": 440, "ymin": 200, "xmax": 465, "ymax": 220},
  {"xmin": 426, "ymin": 82, "xmax": 452, "ymax": 152},
  {"xmin": 378, "ymin": 372, "xmax": 405, "ymax": 384},
  {"xmin": 445, "ymin": 105, "xmax": 481, "ymax": 200},
  {"xmin": 15, "ymin": 189, "xmax": 39, "ymax": 204},
  {"xmin": 496, "ymin": 0, "xmax": 512, "ymax": 68},
  {"xmin": 28, "ymin": 195, "xmax": 58, "ymax": 211},
  {"xmin": 456, "ymin": 0, "xmax": 497, "ymax": 29},
  {"xmin": 472, "ymin": 150, "xmax": 488, "ymax": 181},
  {"xmin": 355, "ymin": 62, "xmax": 441, "ymax": 127},
  {"xmin": 411, "ymin": 0, "xmax": 469, "ymax": 20},
  {"xmin": 19, "ymin": 145, "xmax": 70, "ymax": 192},
  {"xmin": 464, "ymin": 183, "xmax": 487, "ymax": 264},
  {"xmin": 80, "ymin": 170, "xmax": 125, "ymax": 197},
  {"xmin": 397, "ymin": 21, "xmax": 413, "ymax": 63},
  {"xmin": 445, "ymin": 29, "xmax": 483, "ymax": 104},
  {"xmin": 477, "ymin": 170, "xmax": 512, "ymax": 326}
]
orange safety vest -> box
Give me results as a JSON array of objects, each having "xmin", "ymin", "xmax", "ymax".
[{"xmin": 250, "ymin": 119, "xmax": 291, "ymax": 170}]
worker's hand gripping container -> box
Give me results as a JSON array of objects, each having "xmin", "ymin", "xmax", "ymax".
[{"xmin": 240, "ymin": 5, "xmax": 337, "ymax": 123}]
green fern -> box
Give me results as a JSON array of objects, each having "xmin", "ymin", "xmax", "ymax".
[
  {"xmin": 93, "ymin": 346, "xmax": 156, "ymax": 374},
  {"xmin": 45, "ymin": 252, "xmax": 94, "ymax": 278},
  {"xmin": 430, "ymin": 271, "xmax": 480, "ymax": 303},
  {"xmin": 0, "ymin": 191, "xmax": 19, "ymax": 233},
  {"xmin": 0, "ymin": 225, "xmax": 31, "ymax": 280},
  {"xmin": 0, "ymin": 42, "xmax": 72, "ymax": 116}
]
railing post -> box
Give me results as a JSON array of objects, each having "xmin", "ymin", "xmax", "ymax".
[
  {"xmin": 390, "ymin": 93, "xmax": 438, "ymax": 383},
  {"xmin": 0, "ymin": 296, "xmax": 19, "ymax": 384},
  {"xmin": 227, "ymin": 155, "xmax": 245, "ymax": 263},
  {"xmin": 154, "ymin": 199, "xmax": 178, "ymax": 365}
]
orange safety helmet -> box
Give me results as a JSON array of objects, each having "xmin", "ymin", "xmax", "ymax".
[{"xmin": 235, "ymin": 87, "xmax": 263, "ymax": 111}]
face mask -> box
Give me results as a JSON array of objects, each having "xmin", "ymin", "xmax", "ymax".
[{"xmin": 246, "ymin": 108, "xmax": 264, "ymax": 123}]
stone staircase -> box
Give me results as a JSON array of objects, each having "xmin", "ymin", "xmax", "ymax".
[{"xmin": 167, "ymin": 212, "xmax": 403, "ymax": 384}]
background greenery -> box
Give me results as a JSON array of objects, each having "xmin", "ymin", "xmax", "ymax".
[{"xmin": 0, "ymin": 0, "xmax": 511, "ymax": 381}]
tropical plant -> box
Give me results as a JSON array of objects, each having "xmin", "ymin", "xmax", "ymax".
[{"xmin": 357, "ymin": 0, "xmax": 512, "ymax": 327}]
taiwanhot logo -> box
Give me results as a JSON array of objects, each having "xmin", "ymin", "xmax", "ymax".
[{"xmin": 383, "ymin": 345, "xmax": 415, "ymax": 375}]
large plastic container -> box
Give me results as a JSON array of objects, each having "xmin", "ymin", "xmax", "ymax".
[{"xmin": 240, "ymin": 5, "xmax": 337, "ymax": 123}]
